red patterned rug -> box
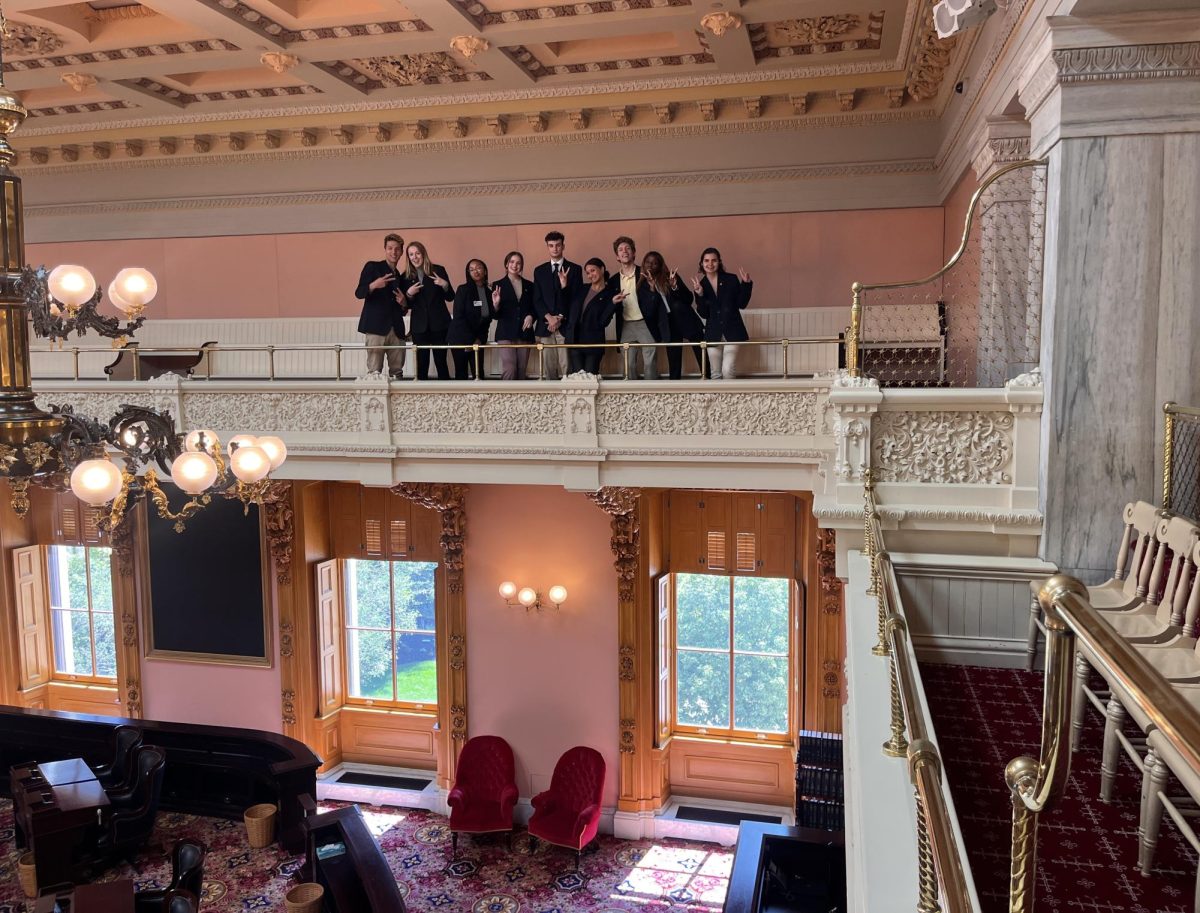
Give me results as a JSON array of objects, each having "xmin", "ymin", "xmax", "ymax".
[
  {"xmin": 921, "ymin": 663, "xmax": 1198, "ymax": 913},
  {"xmin": 0, "ymin": 800, "xmax": 731, "ymax": 912}
]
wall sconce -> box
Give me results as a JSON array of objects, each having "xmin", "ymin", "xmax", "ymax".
[{"xmin": 499, "ymin": 581, "xmax": 567, "ymax": 613}]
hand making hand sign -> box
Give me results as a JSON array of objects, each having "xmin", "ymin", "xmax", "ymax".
[
  {"xmin": 557, "ymin": 266, "xmax": 569, "ymax": 289},
  {"xmin": 406, "ymin": 282, "xmax": 423, "ymax": 299},
  {"xmin": 738, "ymin": 267, "xmax": 752, "ymax": 283},
  {"xmin": 369, "ymin": 272, "xmax": 395, "ymax": 292}
]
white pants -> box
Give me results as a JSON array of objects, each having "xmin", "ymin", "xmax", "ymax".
[{"xmin": 706, "ymin": 344, "xmax": 739, "ymax": 380}]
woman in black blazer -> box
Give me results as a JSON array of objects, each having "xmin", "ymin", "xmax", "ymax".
[
  {"xmin": 691, "ymin": 247, "xmax": 753, "ymax": 380},
  {"xmin": 401, "ymin": 241, "xmax": 454, "ymax": 380},
  {"xmin": 564, "ymin": 258, "xmax": 620, "ymax": 375},
  {"xmin": 448, "ymin": 259, "xmax": 494, "ymax": 379},
  {"xmin": 640, "ymin": 251, "xmax": 704, "ymax": 380},
  {"xmin": 490, "ymin": 251, "xmax": 536, "ymax": 380}
]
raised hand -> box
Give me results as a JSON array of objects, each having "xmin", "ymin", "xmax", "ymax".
[
  {"xmin": 369, "ymin": 273, "xmax": 395, "ymax": 291},
  {"xmin": 669, "ymin": 269, "xmax": 679, "ymax": 289},
  {"xmin": 557, "ymin": 267, "xmax": 569, "ymax": 289},
  {"xmin": 738, "ymin": 267, "xmax": 751, "ymax": 283},
  {"xmin": 491, "ymin": 285, "xmax": 502, "ymax": 306},
  {"xmin": 690, "ymin": 276, "xmax": 703, "ymax": 295},
  {"xmin": 407, "ymin": 282, "xmax": 423, "ymax": 298},
  {"xmin": 613, "ymin": 292, "xmax": 627, "ymax": 303},
  {"xmin": 433, "ymin": 274, "xmax": 449, "ymax": 290}
]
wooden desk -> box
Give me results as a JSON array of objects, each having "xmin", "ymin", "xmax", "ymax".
[
  {"xmin": 38, "ymin": 758, "xmax": 96, "ymax": 787},
  {"xmin": 73, "ymin": 879, "xmax": 135, "ymax": 913},
  {"xmin": 13, "ymin": 774, "xmax": 109, "ymax": 892}
]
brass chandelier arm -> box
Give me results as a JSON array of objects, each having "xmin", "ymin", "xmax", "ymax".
[
  {"xmin": 17, "ymin": 266, "xmax": 145, "ymax": 345},
  {"xmin": 140, "ymin": 468, "xmax": 211, "ymax": 533}
]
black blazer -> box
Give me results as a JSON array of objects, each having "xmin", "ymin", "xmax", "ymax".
[
  {"xmin": 696, "ymin": 274, "xmax": 752, "ymax": 342},
  {"xmin": 447, "ymin": 282, "xmax": 494, "ymax": 346},
  {"xmin": 564, "ymin": 285, "xmax": 619, "ymax": 346},
  {"xmin": 609, "ymin": 267, "xmax": 670, "ymax": 343},
  {"xmin": 656, "ymin": 281, "xmax": 703, "ymax": 341},
  {"xmin": 532, "ymin": 260, "xmax": 581, "ymax": 337},
  {"xmin": 403, "ymin": 264, "xmax": 454, "ymax": 336},
  {"xmin": 355, "ymin": 260, "xmax": 405, "ymax": 337},
  {"xmin": 492, "ymin": 275, "xmax": 536, "ymax": 342}
]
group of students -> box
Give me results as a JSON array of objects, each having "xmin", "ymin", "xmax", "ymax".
[{"xmin": 353, "ymin": 230, "xmax": 754, "ymax": 381}]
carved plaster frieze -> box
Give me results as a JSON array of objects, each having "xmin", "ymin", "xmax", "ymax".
[
  {"xmin": 6, "ymin": 39, "xmax": 238, "ymax": 74},
  {"xmin": 192, "ymin": 0, "xmax": 429, "ymax": 44},
  {"xmin": 872, "ymin": 410, "xmax": 1014, "ymax": 484},
  {"xmin": 353, "ymin": 53, "xmax": 485, "ymax": 88},
  {"xmin": 455, "ymin": 0, "xmax": 690, "ymax": 29},
  {"xmin": 750, "ymin": 12, "xmax": 884, "ymax": 61},
  {"xmin": 2, "ymin": 22, "xmax": 65, "ymax": 58},
  {"xmin": 182, "ymin": 392, "xmax": 359, "ymax": 433},
  {"xmin": 906, "ymin": 7, "xmax": 959, "ymax": 102},
  {"xmin": 596, "ymin": 392, "xmax": 818, "ymax": 436},
  {"xmin": 261, "ymin": 481, "xmax": 295, "ymax": 586},
  {"xmin": 812, "ymin": 504, "xmax": 1044, "ymax": 527},
  {"xmin": 390, "ymin": 393, "xmax": 560, "ymax": 435},
  {"xmin": 28, "ymin": 101, "xmax": 133, "ymax": 119}
]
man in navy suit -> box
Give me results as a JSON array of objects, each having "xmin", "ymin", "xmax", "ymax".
[
  {"xmin": 532, "ymin": 231, "xmax": 581, "ymax": 379},
  {"xmin": 354, "ymin": 233, "xmax": 406, "ymax": 376}
]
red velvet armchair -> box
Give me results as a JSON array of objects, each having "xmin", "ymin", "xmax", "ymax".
[
  {"xmin": 447, "ymin": 735, "xmax": 518, "ymax": 857},
  {"xmin": 527, "ymin": 746, "xmax": 605, "ymax": 869}
]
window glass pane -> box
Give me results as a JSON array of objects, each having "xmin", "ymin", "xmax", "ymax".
[
  {"xmin": 733, "ymin": 655, "xmax": 789, "ymax": 733},
  {"xmin": 733, "ymin": 577, "xmax": 789, "ymax": 654},
  {"xmin": 88, "ymin": 548, "xmax": 113, "ymax": 614},
  {"xmin": 392, "ymin": 562, "xmax": 437, "ymax": 632},
  {"xmin": 93, "ymin": 613, "xmax": 117, "ymax": 678},
  {"xmin": 48, "ymin": 545, "xmax": 88, "ymax": 611},
  {"xmin": 53, "ymin": 610, "xmax": 94, "ymax": 676},
  {"xmin": 676, "ymin": 649, "xmax": 729, "ymax": 728},
  {"xmin": 675, "ymin": 573, "xmax": 730, "ymax": 650},
  {"xmin": 345, "ymin": 560, "xmax": 390, "ymax": 629},
  {"xmin": 346, "ymin": 628, "xmax": 393, "ymax": 701},
  {"xmin": 394, "ymin": 633, "xmax": 437, "ymax": 704}
]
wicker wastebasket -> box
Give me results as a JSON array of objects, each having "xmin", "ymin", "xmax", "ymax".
[
  {"xmin": 285, "ymin": 882, "xmax": 325, "ymax": 913},
  {"xmin": 244, "ymin": 803, "xmax": 277, "ymax": 848},
  {"xmin": 18, "ymin": 853, "xmax": 36, "ymax": 898}
]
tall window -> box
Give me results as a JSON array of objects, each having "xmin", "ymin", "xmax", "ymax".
[
  {"xmin": 47, "ymin": 545, "xmax": 116, "ymax": 681},
  {"xmin": 673, "ymin": 573, "xmax": 791, "ymax": 738},
  {"xmin": 344, "ymin": 559, "xmax": 438, "ymax": 708}
]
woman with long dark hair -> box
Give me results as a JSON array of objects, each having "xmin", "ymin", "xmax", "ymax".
[
  {"xmin": 448, "ymin": 259, "xmax": 494, "ymax": 379},
  {"xmin": 691, "ymin": 247, "xmax": 752, "ymax": 380},
  {"xmin": 564, "ymin": 257, "xmax": 620, "ymax": 375},
  {"xmin": 402, "ymin": 241, "xmax": 454, "ymax": 380},
  {"xmin": 491, "ymin": 251, "xmax": 536, "ymax": 380},
  {"xmin": 640, "ymin": 250, "xmax": 704, "ymax": 379}
]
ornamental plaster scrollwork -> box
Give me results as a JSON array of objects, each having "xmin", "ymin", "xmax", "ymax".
[
  {"xmin": 586, "ymin": 487, "xmax": 640, "ymax": 604},
  {"xmin": 450, "ymin": 703, "xmax": 467, "ymax": 741},
  {"xmin": 596, "ymin": 392, "xmax": 817, "ymax": 436},
  {"xmin": 812, "ymin": 505, "xmax": 1044, "ymax": 527},
  {"xmin": 125, "ymin": 677, "xmax": 142, "ymax": 718},
  {"xmin": 905, "ymin": 10, "xmax": 959, "ymax": 102},
  {"xmin": 282, "ymin": 689, "xmax": 297, "ymax": 726},
  {"xmin": 2, "ymin": 22, "xmax": 65, "ymax": 57},
  {"xmin": 390, "ymin": 393, "xmax": 559, "ymax": 435},
  {"xmin": 182, "ymin": 392, "xmax": 358, "ymax": 433},
  {"xmin": 449, "ymin": 633, "xmax": 465, "ymax": 671},
  {"xmin": 280, "ymin": 620, "xmax": 294, "ymax": 658},
  {"xmin": 872, "ymin": 411, "xmax": 1014, "ymax": 484},
  {"xmin": 618, "ymin": 645, "xmax": 635, "ymax": 682},
  {"xmin": 619, "ymin": 718, "xmax": 636, "ymax": 753},
  {"xmin": 260, "ymin": 481, "xmax": 295, "ymax": 586},
  {"xmin": 815, "ymin": 529, "xmax": 843, "ymax": 616},
  {"xmin": 569, "ymin": 396, "xmax": 594, "ymax": 435}
]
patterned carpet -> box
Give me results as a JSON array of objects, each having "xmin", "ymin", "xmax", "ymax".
[
  {"xmin": 0, "ymin": 799, "xmax": 731, "ymax": 913},
  {"xmin": 922, "ymin": 663, "xmax": 1198, "ymax": 913}
]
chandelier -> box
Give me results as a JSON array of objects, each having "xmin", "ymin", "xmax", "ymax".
[{"xmin": 0, "ymin": 8, "xmax": 285, "ymax": 530}]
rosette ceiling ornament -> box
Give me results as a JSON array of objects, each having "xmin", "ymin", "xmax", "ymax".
[{"xmin": 0, "ymin": 4, "xmax": 286, "ymax": 528}]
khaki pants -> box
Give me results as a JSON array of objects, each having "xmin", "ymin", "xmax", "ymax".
[
  {"xmin": 620, "ymin": 319, "xmax": 658, "ymax": 379},
  {"xmin": 535, "ymin": 331, "xmax": 568, "ymax": 379},
  {"xmin": 364, "ymin": 331, "xmax": 405, "ymax": 375}
]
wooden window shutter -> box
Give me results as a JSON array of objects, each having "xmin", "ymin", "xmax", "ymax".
[
  {"xmin": 389, "ymin": 520, "xmax": 408, "ymax": 558},
  {"xmin": 59, "ymin": 504, "xmax": 78, "ymax": 543},
  {"xmin": 315, "ymin": 560, "xmax": 344, "ymax": 715},
  {"xmin": 656, "ymin": 575, "xmax": 673, "ymax": 745},
  {"xmin": 82, "ymin": 507, "xmax": 102, "ymax": 545},
  {"xmin": 706, "ymin": 531, "xmax": 726, "ymax": 570},
  {"xmin": 13, "ymin": 547, "xmax": 50, "ymax": 690},
  {"xmin": 364, "ymin": 519, "xmax": 383, "ymax": 557},
  {"xmin": 736, "ymin": 532, "xmax": 757, "ymax": 572}
]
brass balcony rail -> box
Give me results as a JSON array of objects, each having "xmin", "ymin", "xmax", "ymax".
[
  {"xmin": 31, "ymin": 335, "xmax": 844, "ymax": 382},
  {"xmin": 1162, "ymin": 401, "xmax": 1200, "ymax": 521},
  {"xmin": 1021, "ymin": 577, "xmax": 1200, "ymax": 913},
  {"xmin": 863, "ymin": 473, "xmax": 978, "ymax": 913},
  {"xmin": 846, "ymin": 158, "xmax": 1048, "ymax": 387}
]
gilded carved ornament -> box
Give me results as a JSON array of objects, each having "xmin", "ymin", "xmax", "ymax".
[
  {"xmin": 449, "ymin": 35, "xmax": 489, "ymax": 59},
  {"xmin": 699, "ymin": 11, "xmax": 742, "ymax": 37},
  {"xmin": 392, "ymin": 482, "xmax": 468, "ymax": 591},
  {"xmin": 585, "ymin": 487, "xmax": 640, "ymax": 604}
]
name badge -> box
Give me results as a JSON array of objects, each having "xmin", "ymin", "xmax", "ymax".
[{"xmin": 475, "ymin": 301, "xmax": 484, "ymax": 308}]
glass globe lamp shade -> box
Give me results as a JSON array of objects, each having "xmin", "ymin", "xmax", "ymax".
[
  {"xmin": 230, "ymin": 445, "xmax": 271, "ymax": 483},
  {"xmin": 498, "ymin": 581, "xmax": 517, "ymax": 600},
  {"xmin": 517, "ymin": 587, "xmax": 538, "ymax": 607},
  {"xmin": 110, "ymin": 268, "xmax": 158, "ymax": 310},
  {"xmin": 170, "ymin": 451, "xmax": 218, "ymax": 495},
  {"xmin": 47, "ymin": 265, "xmax": 97, "ymax": 308},
  {"xmin": 256, "ymin": 435, "xmax": 287, "ymax": 470},
  {"xmin": 69, "ymin": 459, "xmax": 123, "ymax": 507},
  {"xmin": 548, "ymin": 585, "xmax": 568, "ymax": 606},
  {"xmin": 184, "ymin": 429, "xmax": 218, "ymax": 453},
  {"xmin": 227, "ymin": 433, "xmax": 258, "ymax": 455}
]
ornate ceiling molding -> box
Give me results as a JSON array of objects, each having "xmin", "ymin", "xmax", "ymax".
[
  {"xmin": 905, "ymin": 4, "xmax": 959, "ymax": 101},
  {"xmin": 192, "ymin": 0, "xmax": 429, "ymax": 44},
  {"xmin": 751, "ymin": 13, "xmax": 885, "ymax": 61},
  {"xmin": 2, "ymin": 21, "xmax": 64, "ymax": 57},
  {"xmin": 28, "ymin": 100, "xmax": 134, "ymax": 119},
  {"xmin": 508, "ymin": 45, "xmax": 713, "ymax": 78},
  {"xmin": 4, "ymin": 39, "xmax": 239, "ymax": 73},
  {"xmin": 125, "ymin": 78, "xmax": 320, "ymax": 106},
  {"xmin": 353, "ymin": 53, "xmax": 485, "ymax": 87},
  {"xmin": 1051, "ymin": 41, "xmax": 1200, "ymax": 83},
  {"xmin": 451, "ymin": 0, "xmax": 690, "ymax": 29}
]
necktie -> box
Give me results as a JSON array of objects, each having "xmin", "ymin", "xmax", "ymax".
[{"xmin": 553, "ymin": 263, "xmax": 560, "ymax": 274}]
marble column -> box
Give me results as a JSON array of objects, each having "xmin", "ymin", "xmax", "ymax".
[{"xmin": 1019, "ymin": 8, "xmax": 1200, "ymax": 580}]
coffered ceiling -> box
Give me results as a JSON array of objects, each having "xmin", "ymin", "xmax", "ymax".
[{"xmin": 0, "ymin": 0, "xmax": 971, "ymax": 169}]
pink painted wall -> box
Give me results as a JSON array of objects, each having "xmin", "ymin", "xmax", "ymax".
[
  {"xmin": 26, "ymin": 207, "xmax": 946, "ymax": 321},
  {"xmin": 464, "ymin": 484, "xmax": 620, "ymax": 808},
  {"xmin": 138, "ymin": 596, "xmax": 283, "ymax": 733}
]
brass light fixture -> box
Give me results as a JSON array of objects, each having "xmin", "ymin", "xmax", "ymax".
[
  {"xmin": 498, "ymin": 581, "xmax": 568, "ymax": 613},
  {"xmin": 0, "ymin": 3, "xmax": 285, "ymax": 527}
]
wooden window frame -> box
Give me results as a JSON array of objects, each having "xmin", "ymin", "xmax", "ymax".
[
  {"xmin": 46, "ymin": 544, "xmax": 117, "ymax": 686},
  {"xmin": 667, "ymin": 571, "xmax": 797, "ymax": 746},
  {"xmin": 341, "ymin": 557, "xmax": 440, "ymax": 714}
]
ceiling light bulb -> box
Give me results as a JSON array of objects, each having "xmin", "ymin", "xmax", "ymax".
[
  {"xmin": 69, "ymin": 458, "xmax": 123, "ymax": 506},
  {"xmin": 47, "ymin": 265, "xmax": 97, "ymax": 308},
  {"xmin": 170, "ymin": 451, "xmax": 218, "ymax": 495},
  {"xmin": 517, "ymin": 587, "xmax": 538, "ymax": 607},
  {"xmin": 230, "ymin": 445, "xmax": 270, "ymax": 483},
  {"xmin": 184, "ymin": 429, "xmax": 218, "ymax": 453},
  {"xmin": 499, "ymin": 581, "xmax": 517, "ymax": 599},
  {"xmin": 548, "ymin": 585, "xmax": 568, "ymax": 605},
  {"xmin": 227, "ymin": 433, "xmax": 258, "ymax": 455},
  {"xmin": 255, "ymin": 435, "xmax": 287, "ymax": 469},
  {"xmin": 111, "ymin": 268, "xmax": 157, "ymax": 310}
]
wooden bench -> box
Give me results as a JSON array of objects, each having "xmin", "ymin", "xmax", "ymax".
[
  {"xmin": 860, "ymin": 301, "xmax": 946, "ymax": 385},
  {"xmin": 104, "ymin": 341, "xmax": 216, "ymax": 381}
]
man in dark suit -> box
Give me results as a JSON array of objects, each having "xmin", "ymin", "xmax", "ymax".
[
  {"xmin": 532, "ymin": 230, "xmax": 581, "ymax": 379},
  {"xmin": 354, "ymin": 233, "xmax": 406, "ymax": 377}
]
